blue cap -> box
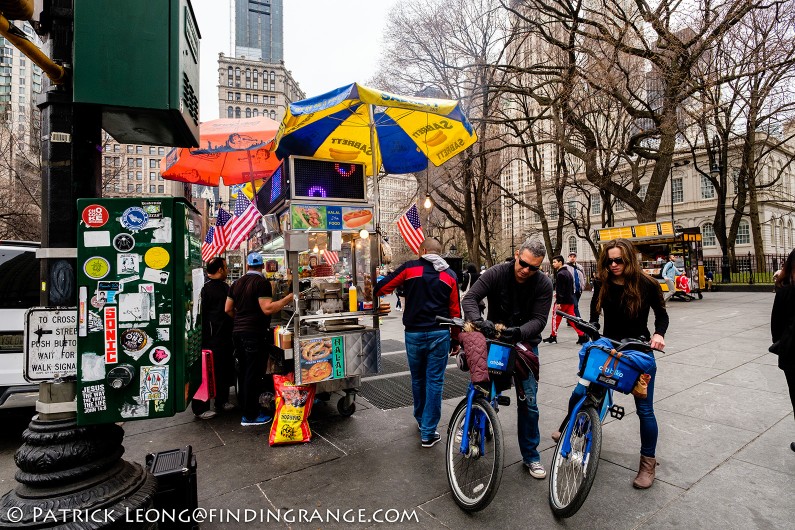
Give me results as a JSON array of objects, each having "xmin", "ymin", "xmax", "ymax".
[{"xmin": 247, "ymin": 252, "xmax": 263, "ymax": 267}]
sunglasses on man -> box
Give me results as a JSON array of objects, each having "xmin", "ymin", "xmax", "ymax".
[{"xmin": 517, "ymin": 258, "xmax": 541, "ymax": 271}]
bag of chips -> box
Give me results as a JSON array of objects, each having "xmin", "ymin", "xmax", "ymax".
[{"xmin": 269, "ymin": 373, "xmax": 315, "ymax": 446}]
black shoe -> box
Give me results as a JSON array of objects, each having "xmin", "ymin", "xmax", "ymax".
[
  {"xmin": 791, "ymin": 441, "xmax": 795, "ymax": 452},
  {"xmin": 576, "ymin": 335, "xmax": 588, "ymax": 345},
  {"xmin": 542, "ymin": 336, "xmax": 557, "ymax": 344},
  {"xmin": 421, "ymin": 432, "xmax": 442, "ymax": 448}
]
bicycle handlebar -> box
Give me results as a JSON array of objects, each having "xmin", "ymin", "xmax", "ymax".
[
  {"xmin": 554, "ymin": 310, "xmax": 663, "ymax": 353},
  {"xmin": 435, "ymin": 315, "xmax": 466, "ymax": 328}
]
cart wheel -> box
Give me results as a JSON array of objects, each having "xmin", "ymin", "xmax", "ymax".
[
  {"xmin": 337, "ymin": 396, "xmax": 356, "ymax": 417},
  {"xmin": 698, "ymin": 292, "xmax": 703, "ymax": 299}
]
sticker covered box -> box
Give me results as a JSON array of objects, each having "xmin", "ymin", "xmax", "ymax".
[{"xmin": 76, "ymin": 198, "xmax": 203, "ymax": 425}]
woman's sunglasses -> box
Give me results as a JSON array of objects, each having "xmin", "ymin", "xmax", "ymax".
[
  {"xmin": 517, "ymin": 258, "xmax": 541, "ymax": 271},
  {"xmin": 604, "ymin": 257, "xmax": 624, "ymax": 266}
]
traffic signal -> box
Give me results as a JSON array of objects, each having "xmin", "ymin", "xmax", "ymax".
[{"xmin": 0, "ymin": 0, "xmax": 34, "ymax": 21}]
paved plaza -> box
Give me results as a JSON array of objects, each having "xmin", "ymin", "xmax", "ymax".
[{"xmin": 0, "ymin": 291, "xmax": 792, "ymax": 528}]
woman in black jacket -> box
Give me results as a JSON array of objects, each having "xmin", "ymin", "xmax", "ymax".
[{"xmin": 771, "ymin": 248, "xmax": 795, "ymax": 453}]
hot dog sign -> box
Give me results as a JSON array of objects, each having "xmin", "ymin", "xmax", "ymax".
[{"xmin": 291, "ymin": 203, "xmax": 374, "ymax": 232}]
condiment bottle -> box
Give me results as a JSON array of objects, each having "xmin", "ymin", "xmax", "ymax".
[{"xmin": 348, "ymin": 285, "xmax": 357, "ymax": 312}]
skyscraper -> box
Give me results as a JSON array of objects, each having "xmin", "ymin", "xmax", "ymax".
[{"xmin": 235, "ymin": 0, "xmax": 283, "ymax": 63}]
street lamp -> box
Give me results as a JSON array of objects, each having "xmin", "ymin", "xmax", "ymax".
[{"xmin": 710, "ymin": 135, "xmax": 731, "ymax": 283}]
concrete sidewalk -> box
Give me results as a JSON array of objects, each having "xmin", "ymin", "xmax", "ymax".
[{"xmin": 0, "ymin": 291, "xmax": 792, "ymax": 529}]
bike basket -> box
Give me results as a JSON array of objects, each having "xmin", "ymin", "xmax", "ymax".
[
  {"xmin": 486, "ymin": 340, "xmax": 515, "ymax": 379},
  {"xmin": 579, "ymin": 345, "xmax": 642, "ymax": 394}
]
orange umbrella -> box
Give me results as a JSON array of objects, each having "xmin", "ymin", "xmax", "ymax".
[{"xmin": 160, "ymin": 116, "xmax": 281, "ymax": 186}]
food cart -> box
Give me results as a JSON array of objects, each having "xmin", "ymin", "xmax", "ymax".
[
  {"xmin": 596, "ymin": 221, "xmax": 705, "ymax": 297},
  {"xmin": 254, "ymin": 156, "xmax": 383, "ymax": 416}
]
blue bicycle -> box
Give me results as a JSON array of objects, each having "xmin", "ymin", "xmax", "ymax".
[
  {"xmin": 548, "ymin": 311, "xmax": 658, "ymax": 518},
  {"xmin": 436, "ymin": 316, "xmax": 510, "ymax": 512}
]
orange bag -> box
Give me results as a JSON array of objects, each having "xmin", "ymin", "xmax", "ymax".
[{"xmin": 269, "ymin": 373, "xmax": 315, "ymax": 446}]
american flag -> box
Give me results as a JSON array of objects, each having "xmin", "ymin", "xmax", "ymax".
[
  {"xmin": 397, "ymin": 204, "xmax": 425, "ymax": 254},
  {"xmin": 213, "ymin": 208, "xmax": 233, "ymax": 248},
  {"xmin": 201, "ymin": 227, "xmax": 223, "ymax": 262},
  {"xmin": 224, "ymin": 195, "xmax": 261, "ymax": 250},
  {"xmin": 322, "ymin": 249, "xmax": 339, "ymax": 265}
]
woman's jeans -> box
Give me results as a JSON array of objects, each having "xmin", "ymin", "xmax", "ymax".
[
  {"xmin": 568, "ymin": 355, "xmax": 658, "ymax": 457},
  {"xmin": 405, "ymin": 329, "xmax": 450, "ymax": 440}
]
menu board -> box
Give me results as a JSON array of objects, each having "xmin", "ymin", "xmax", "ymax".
[
  {"xmin": 296, "ymin": 336, "xmax": 346, "ymax": 385},
  {"xmin": 290, "ymin": 203, "xmax": 374, "ymax": 232}
]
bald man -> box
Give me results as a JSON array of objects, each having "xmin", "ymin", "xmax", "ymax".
[{"xmin": 376, "ymin": 238, "xmax": 461, "ymax": 447}]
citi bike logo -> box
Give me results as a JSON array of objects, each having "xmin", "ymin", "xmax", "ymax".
[{"xmin": 599, "ymin": 365, "xmax": 623, "ymax": 378}]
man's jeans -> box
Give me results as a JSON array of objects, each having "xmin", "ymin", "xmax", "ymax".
[
  {"xmin": 517, "ymin": 345, "xmax": 541, "ymax": 465},
  {"xmin": 405, "ymin": 329, "xmax": 450, "ymax": 440}
]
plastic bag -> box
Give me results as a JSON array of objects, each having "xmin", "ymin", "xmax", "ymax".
[{"xmin": 269, "ymin": 373, "xmax": 315, "ymax": 446}]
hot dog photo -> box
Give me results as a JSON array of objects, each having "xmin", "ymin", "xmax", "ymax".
[{"xmin": 341, "ymin": 208, "xmax": 374, "ymax": 229}]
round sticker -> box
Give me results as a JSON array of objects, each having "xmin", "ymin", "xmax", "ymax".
[
  {"xmin": 120, "ymin": 329, "xmax": 149, "ymax": 353},
  {"xmin": 120, "ymin": 207, "xmax": 149, "ymax": 231},
  {"xmin": 113, "ymin": 233, "xmax": 136, "ymax": 252},
  {"xmin": 82, "ymin": 204, "xmax": 109, "ymax": 228},
  {"xmin": 90, "ymin": 295, "xmax": 104, "ymax": 309},
  {"xmin": 145, "ymin": 247, "xmax": 170, "ymax": 269},
  {"xmin": 83, "ymin": 257, "xmax": 110, "ymax": 279},
  {"xmin": 149, "ymin": 346, "xmax": 171, "ymax": 365}
]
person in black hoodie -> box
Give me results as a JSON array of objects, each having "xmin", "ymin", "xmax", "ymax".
[
  {"xmin": 771, "ymin": 248, "xmax": 795, "ymax": 453},
  {"xmin": 376, "ymin": 238, "xmax": 461, "ymax": 448},
  {"xmin": 543, "ymin": 255, "xmax": 586, "ymax": 344}
]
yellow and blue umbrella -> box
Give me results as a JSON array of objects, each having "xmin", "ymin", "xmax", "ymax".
[{"xmin": 273, "ymin": 83, "xmax": 478, "ymax": 176}]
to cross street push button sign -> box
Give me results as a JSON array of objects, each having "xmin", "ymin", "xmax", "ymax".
[{"xmin": 24, "ymin": 307, "xmax": 78, "ymax": 382}]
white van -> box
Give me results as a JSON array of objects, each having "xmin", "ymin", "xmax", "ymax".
[{"xmin": 0, "ymin": 241, "xmax": 40, "ymax": 409}]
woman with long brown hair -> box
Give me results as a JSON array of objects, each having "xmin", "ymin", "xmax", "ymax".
[
  {"xmin": 592, "ymin": 239, "xmax": 668, "ymax": 487},
  {"xmin": 554, "ymin": 239, "xmax": 668, "ymax": 488},
  {"xmin": 771, "ymin": 248, "xmax": 795, "ymax": 452}
]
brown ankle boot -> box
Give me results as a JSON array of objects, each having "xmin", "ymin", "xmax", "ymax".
[{"xmin": 632, "ymin": 455, "xmax": 657, "ymax": 489}]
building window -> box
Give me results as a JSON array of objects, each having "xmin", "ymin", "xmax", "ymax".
[
  {"xmin": 136, "ymin": 171, "xmax": 142, "ymax": 180},
  {"xmin": 245, "ymin": 93, "xmax": 251, "ymax": 102},
  {"xmin": 235, "ymin": 107, "xmax": 241, "ymax": 118},
  {"xmin": 158, "ymin": 185, "xmax": 164, "ymax": 193},
  {"xmin": 136, "ymin": 158, "xmax": 143, "ymax": 167},
  {"xmin": 245, "ymin": 108, "xmax": 252, "ymax": 118},
  {"xmin": 228, "ymin": 92, "xmax": 233, "ymax": 100},
  {"xmin": 136, "ymin": 145, "xmax": 142, "ymax": 154},
  {"xmin": 253, "ymin": 109, "xmax": 258, "ymax": 117},
  {"xmin": 567, "ymin": 200, "xmax": 577, "ymax": 218},
  {"xmin": 149, "ymin": 185, "xmax": 156, "ymax": 193},
  {"xmin": 639, "ymin": 184, "xmax": 648, "ymax": 200},
  {"xmin": 253, "ymin": 69, "xmax": 258, "ymax": 79},
  {"xmin": 127, "ymin": 170, "xmax": 134, "ymax": 179},
  {"xmin": 270, "ymin": 110, "xmax": 276, "ymax": 120},
  {"xmin": 591, "ymin": 195, "xmax": 601, "ymax": 215},
  {"xmin": 270, "ymin": 95, "xmax": 275, "ymax": 105},
  {"xmin": 127, "ymin": 145, "xmax": 134, "ymax": 153},
  {"xmin": 135, "ymin": 184, "xmax": 142, "ymax": 192},
  {"xmin": 149, "ymin": 171, "xmax": 156, "ymax": 179},
  {"xmin": 700, "ymin": 175, "xmax": 716, "ymax": 199},
  {"xmin": 127, "ymin": 183, "xmax": 134, "ymax": 192},
  {"xmin": 149, "ymin": 159, "xmax": 157, "ymax": 168},
  {"xmin": 227, "ymin": 106, "xmax": 234, "ymax": 118},
  {"xmin": 149, "ymin": 146, "xmax": 156, "ymax": 154},
  {"xmin": 735, "ymin": 220, "xmax": 750, "ymax": 245},
  {"xmin": 568, "ymin": 236, "xmax": 577, "ymax": 255},
  {"xmin": 235, "ymin": 67, "xmax": 240, "ymax": 78},
  {"xmin": 615, "ymin": 199, "xmax": 626, "ymax": 212},
  {"xmin": 532, "ymin": 209, "xmax": 540, "ymax": 223},
  {"xmin": 158, "ymin": 147, "xmax": 164, "ymax": 155},
  {"xmin": 235, "ymin": 92, "xmax": 241, "ymax": 101},
  {"xmin": 702, "ymin": 222, "xmax": 716, "ymax": 247},
  {"xmin": 672, "ymin": 177, "xmax": 683, "ymax": 203},
  {"xmin": 158, "ymin": 174, "xmax": 163, "ymax": 181},
  {"xmin": 245, "ymin": 68, "xmax": 251, "ymax": 78},
  {"xmin": 548, "ymin": 200, "xmax": 558, "ymax": 220},
  {"xmin": 253, "ymin": 95, "xmax": 258, "ymax": 103}
]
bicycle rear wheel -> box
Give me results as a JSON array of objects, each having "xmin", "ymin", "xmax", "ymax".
[
  {"xmin": 446, "ymin": 396, "xmax": 504, "ymax": 512},
  {"xmin": 548, "ymin": 405, "xmax": 602, "ymax": 518}
]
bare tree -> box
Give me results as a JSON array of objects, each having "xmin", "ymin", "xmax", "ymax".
[{"xmin": 0, "ymin": 105, "xmax": 42, "ymax": 240}]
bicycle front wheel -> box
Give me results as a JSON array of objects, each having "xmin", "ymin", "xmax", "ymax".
[
  {"xmin": 446, "ymin": 396, "xmax": 504, "ymax": 512},
  {"xmin": 549, "ymin": 405, "xmax": 602, "ymax": 518}
]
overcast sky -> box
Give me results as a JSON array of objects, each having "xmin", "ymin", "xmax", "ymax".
[{"xmin": 191, "ymin": 0, "xmax": 400, "ymax": 121}]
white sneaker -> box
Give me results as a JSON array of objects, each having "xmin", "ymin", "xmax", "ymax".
[
  {"xmin": 196, "ymin": 410, "xmax": 216, "ymax": 420},
  {"xmin": 526, "ymin": 461, "xmax": 547, "ymax": 479}
]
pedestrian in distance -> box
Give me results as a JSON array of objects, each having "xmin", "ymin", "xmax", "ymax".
[
  {"xmin": 375, "ymin": 238, "xmax": 461, "ymax": 448},
  {"xmin": 543, "ymin": 256, "xmax": 587, "ymax": 345},
  {"xmin": 662, "ymin": 254, "xmax": 681, "ymax": 302},
  {"xmin": 193, "ymin": 257, "xmax": 235, "ymax": 419},
  {"xmin": 555, "ymin": 238, "xmax": 668, "ymax": 489},
  {"xmin": 567, "ymin": 252, "xmax": 586, "ymax": 317},
  {"xmin": 770, "ymin": 248, "xmax": 795, "ymax": 453},
  {"xmin": 462, "ymin": 238, "xmax": 553, "ymax": 479},
  {"xmin": 225, "ymin": 252, "xmax": 293, "ymax": 427}
]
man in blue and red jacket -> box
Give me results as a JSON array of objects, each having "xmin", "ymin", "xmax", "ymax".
[{"xmin": 376, "ymin": 238, "xmax": 461, "ymax": 448}]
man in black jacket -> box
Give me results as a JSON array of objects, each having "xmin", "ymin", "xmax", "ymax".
[
  {"xmin": 543, "ymin": 256, "xmax": 587, "ymax": 344},
  {"xmin": 462, "ymin": 238, "xmax": 553, "ymax": 479},
  {"xmin": 376, "ymin": 238, "xmax": 460, "ymax": 448}
]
